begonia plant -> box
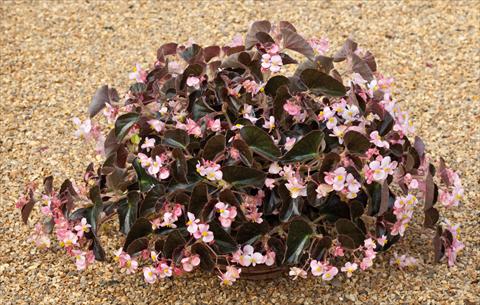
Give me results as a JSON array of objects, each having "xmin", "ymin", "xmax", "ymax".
[{"xmin": 17, "ymin": 20, "xmax": 465, "ymax": 285}]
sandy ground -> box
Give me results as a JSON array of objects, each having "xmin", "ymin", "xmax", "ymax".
[{"xmin": 1, "ymin": 1, "xmax": 479, "ymax": 304}]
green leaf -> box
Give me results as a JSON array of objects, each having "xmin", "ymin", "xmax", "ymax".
[
  {"xmin": 163, "ymin": 129, "xmax": 190, "ymax": 149},
  {"xmin": 126, "ymin": 237, "xmax": 149, "ymax": 255},
  {"xmin": 344, "ymin": 130, "xmax": 371, "ymax": 154},
  {"xmin": 191, "ymin": 242, "xmax": 216, "ymax": 272},
  {"xmin": 300, "ymin": 68, "xmax": 346, "ymax": 97},
  {"xmin": 114, "ymin": 112, "xmax": 140, "ymax": 141},
  {"xmin": 240, "ymin": 125, "xmax": 281, "ymax": 160},
  {"xmin": 118, "ymin": 191, "xmax": 140, "ymax": 235},
  {"xmin": 88, "ymin": 185, "xmax": 103, "ymax": 235},
  {"xmin": 236, "ymin": 222, "xmax": 269, "ymax": 245},
  {"xmin": 163, "ymin": 230, "xmax": 186, "ymax": 258},
  {"xmin": 281, "ymin": 28, "xmax": 314, "ymax": 59},
  {"xmin": 171, "ymin": 148, "xmax": 188, "ymax": 183},
  {"xmin": 285, "ymin": 218, "xmax": 314, "ymax": 264},
  {"xmin": 132, "ymin": 158, "xmax": 159, "ymax": 192},
  {"xmin": 281, "ymin": 130, "xmax": 325, "ymax": 163},
  {"xmin": 232, "ymin": 139, "xmax": 253, "ymax": 167},
  {"xmin": 202, "ymin": 134, "xmax": 225, "ymax": 160},
  {"xmin": 264, "ymin": 75, "xmax": 290, "ymax": 97},
  {"xmin": 209, "ymin": 222, "xmax": 237, "ymax": 254},
  {"xmin": 335, "ymin": 219, "xmax": 365, "ymax": 248},
  {"xmin": 222, "ymin": 166, "xmax": 266, "ymax": 188},
  {"xmin": 123, "ymin": 218, "xmax": 152, "ymax": 251},
  {"xmin": 188, "ymin": 182, "xmax": 209, "ymax": 217}
]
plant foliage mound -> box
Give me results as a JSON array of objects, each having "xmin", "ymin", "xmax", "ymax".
[{"xmin": 18, "ymin": 21, "xmax": 465, "ymax": 285}]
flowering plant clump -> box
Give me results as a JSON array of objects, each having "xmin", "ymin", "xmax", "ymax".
[{"xmin": 18, "ymin": 21, "xmax": 465, "ymax": 284}]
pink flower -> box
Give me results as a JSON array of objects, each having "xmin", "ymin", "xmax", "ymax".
[
  {"xmin": 265, "ymin": 178, "xmax": 276, "ymax": 189},
  {"xmin": 316, "ymin": 183, "xmax": 333, "ymax": 199},
  {"xmin": 60, "ymin": 230, "xmax": 78, "ymax": 248},
  {"xmin": 196, "ymin": 160, "xmax": 223, "ymax": 181},
  {"xmin": 360, "ymin": 257, "xmax": 373, "ymax": 270},
  {"xmin": 219, "ymin": 266, "xmax": 241, "ymax": 285},
  {"xmin": 268, "ymin": 162, "xmax": 282, "ymax": 174},
  {"xmin": 261, "ymin": 54, "xmax": 283, "ymax": 73},
  {"xmin": 123, "ymin": 254, "xmax": 138, "ymax": 274},
  {"xmin": 215, "ymin": 201, "xmax": 237, "ymax": 228},
  {"xmin": 151, "ymin": 218, "xmax": 162, "ymax": 230},
  {"xmin": 324, "ymin": 167, "xmax": 347, "ymax": 191},
  {"xmin": 289, "ymin": 267, "xmax": 307, "ymax": 280},
  {"xmin": 285, "ymin": 177, "xmax": 307, "ymax": 199},
  {"xmin": 341, "ymin": 104, "xmax": 359, "ymax": 123},
  {"xmin": 194, "ymin": 224, "xmax": 214, "ymax": 243},
  {"xmin": 74, "ymin": 217, "xmax": 91, "ymax": 238},
  {"xmin": 186, "ymin": 212, "xmax": 200, "ymax": 234},
  {"xmin": 367, "ymin": 156, "xmax": 397, "ymax": 182},
  {"xmin": 322, "ymin": 266, "xmax": 338, "ymax": 281},
  {"xmin": 309, "ymin": 37, "xmax": 329, "ymax": 55},
  {"xmin": 390, "ymin": 252, "xmax": 418, "ymax": 269},
  {"xmin": 264, "ymin": 251, "xmax": 276, "ymax": 266},
  {"xmin": 345, "ymin": 173, "xmax": 361, "ymax": 199},
  {"xmin": 377, "ymin": 235, "xmax": 388, "ymax": 246},
  {"xmin": 370, "ymin": 131, "xmax": 389, "ymax": 148},
  {"xmin": 148, "ymin": 119, "xmax": 165, "ymax": 133},
  {"xmin": 181, "ymin": 254, "xmax": 201, "ymax": 272},
  {"xmin": 168, "ymin": 61, "xmax": 183, "ymax": 75},
  {"xmin": 331, "ymin": 125, "xmax": 347, "ymax": 143},
  {"xmin": 207, "ymin": 118, "xmax": 222, "ymax": 132},
  {"xmin": 160, "ymin": 212, "xmax": 177, "ymax": 228},
  {"xmin": 148, "ymin": 155, "xmax": 163, "ymax": 176},
  {"xmin": 157, "ymin": 263, "xmax": 173, "ymax": 278},
  {"xmin": 284, "ymin": 137, "xmax": 296, "ymax": 151},
  {"xmin": 318, "ymin": 106, "xmax": 335, "ymax": 121},
  {"xmin": 310, "ymin": 260, "xmax": 327, "ymax": 276},
  {"xmin": 186, "ymin": 76, "xmax": 201, "ymax": 89},
  {"xmin": 141, "ymin": 137, "xmax": 156, "ymax": 151},
  {"xmin": 242, "ymin": 79, "xmax": 262, "ymax": 95},
  {"xmin": 143, "ymin": 266, "xmax": 158, "ymax": 284},
  {"xmin": 102, "ymin": 103, "xmax": 119, "ymax": 123},
  {"xmin": 341, "ymin": 262, "xmax": 358, "ymax": 278},
  {"xmin": 262, "ymin": 116, "xmax": 275, "ymax": 132},
  {"xmin": 129, "ymin": 63, "xmax": 147, "ymax": 83},
  {"xmin": 73, "ymin": 117, "xmax": 92, "ymax": 139},
  {"xmin": 185, "ymin": 118, "xmax": 202, "ymax": 137},
  {"xmin": 283, "ymin": 100, "xmax": 302, "ymax": 116},
  {"xmin": 333, "ymin": 245, "xmax": 345, "ymax": 257}
]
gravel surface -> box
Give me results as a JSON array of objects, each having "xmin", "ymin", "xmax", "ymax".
[{"xmin": 1, "ymin": 1, "xmax": 479, "ymax": 304}]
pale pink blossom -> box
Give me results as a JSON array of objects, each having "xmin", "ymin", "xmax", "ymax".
[
  {"xmin": 60, "ymin": 230, "xmax": 78, "ymax": 248},
  {"xmin": 285, "ymin": 177, "xmax": 307, "ymax": 199},
  {"xmin": 341, "ymin": 104, "xmax": 359, "ymax": 123},
  {"xmin": 261, "ymin": 53, "xmax": 283, "ymax": 73},
  {"xmin": 268, "ymin": 162, "xmax": 282, "ymax": 174},
  {"xmin": 262, "ymin": 116, "xmax": 275, "ymax": 132},
  {"xmin": 73, "ymin": 117, "xmax": 92, "ymax": 139},
  {"xmin": 129, "ymin": 63, "xmax": 147, "ymax": 83},
  {"xmin": 74, "ymin": 217, "xmax": 91, "ymax": 238},
  {"xmin": 309, "ymin": 37, "xmax": 329, "ymax": 55},
  {"xmin": 157, "ymin": 263, "xmax": 173, "ymax": 278},
  {"xmin": 148, "ymin": 119, "xmax": 165, "ymax": 132},
  {"xmin": 324, "ymin": 167, "xmax": 347, "ymax": 192},
  {"xmin": 331, "ymin": 125, "xmax": 347, "ymax": 143},
  {"xmin": 194, "ymin": 224, "xmax": 214, "ymax": 243},
  {"xmin": 143, "ymin": 266, "xmax": 158, "ymax": 284},
  {"xmin": 186, "ymin": 212, "xmax": 200, "ymax": 234},
  {"xmin": 264, "ymin": 251, "xmax": 276, "ymax": 266},
  {"xmin": 284, "ymin": 137, "xmax": 296, "ymax": 151},
  {"xmin": 181, "ymin": 254, "xmax": 201, "ymax": 272},
  {"xmin": 265, "ymin": 178, "xmax": 276, "ymax": 189},
  {"xmin": 206, "ymin": 118, "xmax": 222, "ymax": 132},
  {"xmin": 289, "ymin": 267, "xmax": 307, "ymax": 280},
  {"xmin": 283, "ymin": 100, "xmax": 302, "ymax": 116},
  {"xmin": 316, "ymin": 183, "xmax": 333, "ymax": 198},
  {"xmin": 370, "ymin": 131, "xmax": 389, "ymax": 148},
  {"xmin": 215, "ymin": 201, "xmax": 237, "ymax": 228},
  {"xmin": 196, "ymin": 160, "xmax": 223, "ymax": 181},
  {"xmin": 341, "ymin": 262, "xmax": 358, "ymax": 278},
  {"xmin": 310, "ymin": 260, "xmax": 327, "ymax": 276},
  {"xmin": 168, "ymin": 61, "xmax": 183, "ymax": 75},
  {"xmin": 242, "ymin": 79, "xmax": 262, "ymax": 95},
  {"xmin": 219, "ymin": 266, "xmax": 241, "ymax": 285},
  {"xmin": 186, "ymin": 76, "xmax": 201, "ymax": 89},
  {"xmin": 141, "ymin": 137, "xmax": 156, "ymax": 151},
  {"xmin": 123, "ymin": 254, "xmax": 138, "ymax": 274},
  {"xmin": 322, "ymin": 266, "xmax": 338, "ymax": 281},
  {"xmin": 377, "ymin": 235, "xmax": 388, "ymax": 246}
]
